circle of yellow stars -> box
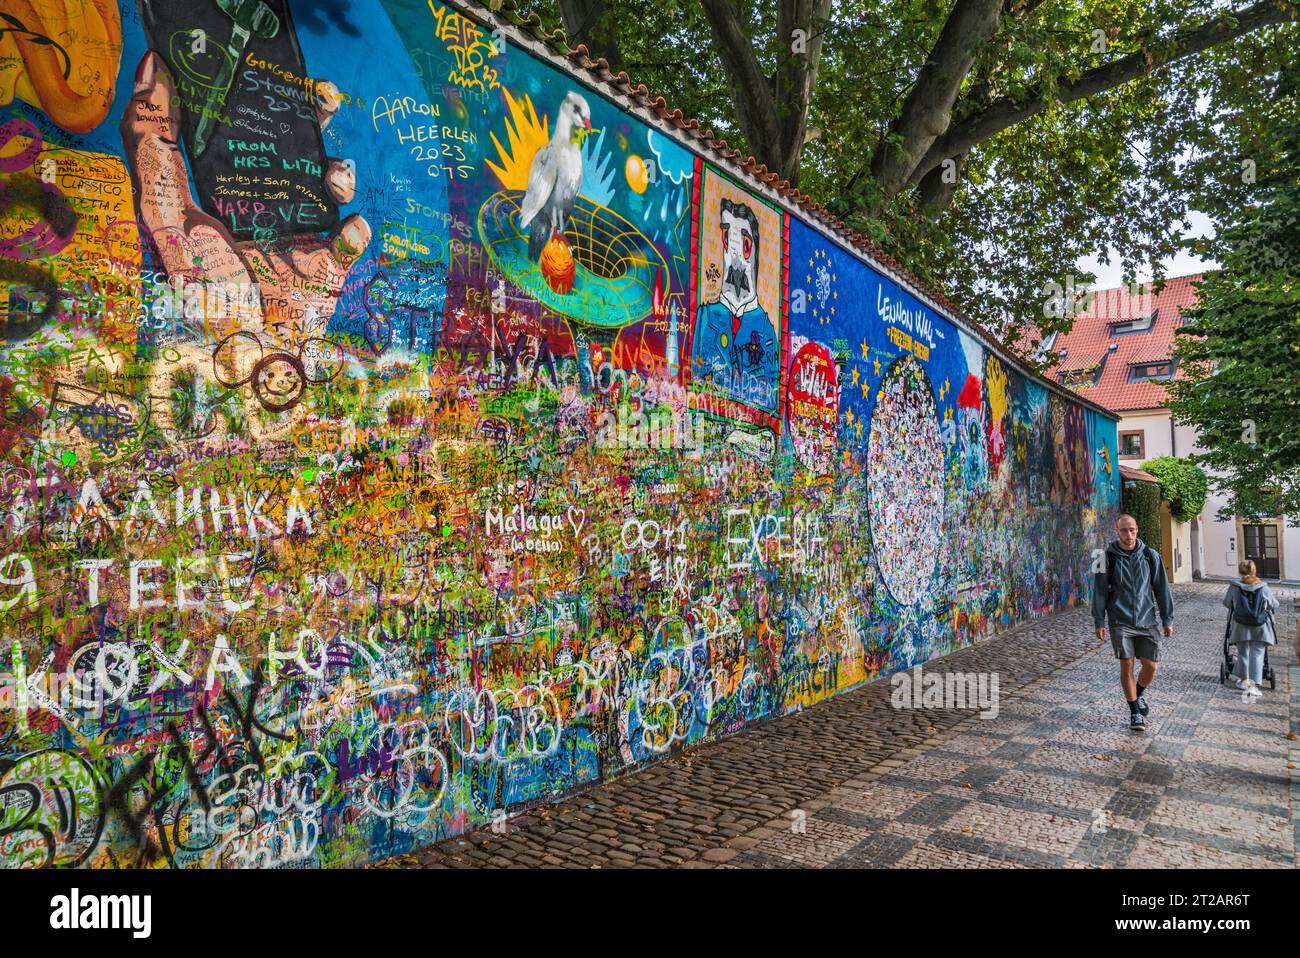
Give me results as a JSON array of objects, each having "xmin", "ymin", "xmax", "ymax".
[
  {"xmin": 805, "ymin": 247, "xmax": 839, "ymax": 326},
  {"xmin": 844, "ymin": 343, "xmax": 948, "ymax": 443}
]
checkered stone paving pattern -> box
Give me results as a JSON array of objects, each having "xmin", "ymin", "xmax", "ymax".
[
  {"xmin": 731, "ymin": 583, "xmax": 1297, "ymax": 869},
  {"xmin": 387, "ymin": 584, "xmax": 1297, "ymax": 869}
]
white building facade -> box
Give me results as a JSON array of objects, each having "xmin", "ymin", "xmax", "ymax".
[{"xmin": 1033, "ymin": 274, "xmax": 1296, "ymax": 583}]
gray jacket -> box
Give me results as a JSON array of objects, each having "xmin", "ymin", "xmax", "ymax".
[
  {"xmin": 1091, "ymin": 538, "xmax": 1175, "ymax": 630},
  {"xmin": 1223, "ymin": 580, "xmax": 1279, "ymax": 646}
]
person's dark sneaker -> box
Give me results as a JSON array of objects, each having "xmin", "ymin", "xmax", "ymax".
[
  {"xmin": 1129, "ymin": 712, "xmax": 1146, "ymax": 732},
  {"xmin": 1136, "ymin": 694, "xmax": 1149, "ymax": 716}
]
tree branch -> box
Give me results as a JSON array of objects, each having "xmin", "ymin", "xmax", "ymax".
[
  {"xmin": 903, "ymin": 0, "xmax": 1300, "ymax": 193},
  {"xmin": 557, "ymin": 0, "xmax": 625, "ymax": 72},
  {"xmin": 868, "ymin": 0, "xmax": 1004, "ymax": 204},
  {"xmin": 697, "ymin": 0, "xmax": 781, "ymax": 160},
  {"xmin": 773, "ymin": 0, "xmax": 833, "ymax": 188},
  {"xmin": 917, "ymin": 151, "xmax": 967, "ymax": 214}
]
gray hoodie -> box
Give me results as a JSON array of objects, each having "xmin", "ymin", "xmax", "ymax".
[
  {"xmin": 1222, "ymin": 580, "xmax": 1279, "ymax": 645},
  {"xmin": 1091, "ymin": 538, "xmax": 1175, "ymax": 630}
]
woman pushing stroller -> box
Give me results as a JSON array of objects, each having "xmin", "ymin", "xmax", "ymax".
[{"xmin": 1223, "ymin": 560, "xmax": 1279, "ymax": 698}]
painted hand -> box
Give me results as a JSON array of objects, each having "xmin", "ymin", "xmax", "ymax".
[
  {"xmin": 120, "ymin": 51, "xmax": 370, "ymax": 440},
  {"xmin": 121, "ymin": 50, "xmax": 369, "ymax": 339}
]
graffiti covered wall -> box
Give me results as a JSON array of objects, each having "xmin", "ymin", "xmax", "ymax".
[{"xmin": 0, "ymin": 0, "xmax": 1118, "ymax": 868}]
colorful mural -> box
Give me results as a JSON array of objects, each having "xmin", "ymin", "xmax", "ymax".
[{"xmin": 0, "ymin": 0, "xmax": 1118, "ymax": 869}]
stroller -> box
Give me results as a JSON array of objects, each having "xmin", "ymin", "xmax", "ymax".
[{"xmin": 1219, "ymin": 610, "xmax": 1277, "ymax": 689}]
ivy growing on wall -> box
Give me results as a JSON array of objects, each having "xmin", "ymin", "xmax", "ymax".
[
  {"xmin": 1122, "ymin": 479, "xmax": 1163, "ymax": 548},
  {"xmin": 1143, "ymin": 456, "xmax": 1210, "ymax": 522}
]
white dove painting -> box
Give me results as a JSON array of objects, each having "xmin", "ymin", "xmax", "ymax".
[{"xmin": 518, "ymin": 92, "xmax": 592, "ymax": 273}]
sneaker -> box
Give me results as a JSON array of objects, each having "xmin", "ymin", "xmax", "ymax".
[
  {"xmin": 1129, "ymin": 712, "xmax": 1146, "ymax": 731},
  {"xmin": 1136, "ymin": 694, "xmax": 1149, "ymax": 716},
  {"xmin": 1246, "ymin": 684, "xmax": 1263, "ymax": 698},
  {"xmin": 1235, "ymin": 677, "xmax": 1250, "ymax": 690}
]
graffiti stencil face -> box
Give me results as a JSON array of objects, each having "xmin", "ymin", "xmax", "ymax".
[
  {"xmin": 719, "ymin": 198, "xmax": 758, "ymax": 312},
  {"xmin": 690, "ymin": 167, "xmax": 784, "ymax": 422}
]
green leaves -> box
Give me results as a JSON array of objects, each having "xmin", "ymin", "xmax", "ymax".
[
  {"xmin": 1122, "ymin": 478, "xmax": 1163, "ymax": 547},
  {"xmin": 1142, "ymin": 456, "xmax": 1210, "ymax": 522},
  {"xmin": 1167, "ymin": 63, "xmax": 1300, "ymax": 519}
]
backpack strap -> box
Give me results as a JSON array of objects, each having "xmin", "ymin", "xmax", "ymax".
[{"xmin": 1143, "ymin": 545, "xmax": 1158, "ymax": 582}]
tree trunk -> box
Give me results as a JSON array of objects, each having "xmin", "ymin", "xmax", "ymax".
[
  {"xmin": 868, "ymin": 0, "xmax": 1003, "ymax": 208},
  {"xmin": 699, "ymin": 0, "xmax": 831, "ymax": 188},
  {"xmin": 916, "ymin": 151, "xmax": 967, "ymax": 215},
  {"xmin": 557, "ymin": 0, "xmax": 625, "ymax": 72},
  {"xmin": 877, "ymin": 0, "xmax": 1300, "ymax": 218},
  {"xmin": 904, "ymin": 0, "xmax": 1299, "ymax": 198},
  {"xmin": 773, "ymin": 0, "xmax": 833, "ymax": 189}
]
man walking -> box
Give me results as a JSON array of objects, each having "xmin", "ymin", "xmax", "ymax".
[{"xmin": 1092, "ymin": 514, "xmax": 1175, "ymax": 731}]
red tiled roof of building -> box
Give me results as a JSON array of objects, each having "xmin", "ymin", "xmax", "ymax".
[
  {"xmin": 1120, "ymin": 464, "xmax": 1158, "ymax": 483},
  {"xmin": 1033, "ymin": 273, "xmax": 1206, "ymax": 412}
]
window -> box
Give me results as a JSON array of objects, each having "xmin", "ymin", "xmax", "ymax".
[
  {"xmin": 1127, "ymin": 361, "xmax": 1175, "ymax": 383},
  {"xmin": 1058, "ymin": 368, "xmax": 1099, "ymax": 387},
  {"xmin": 1058, "ymin": 356, "xmax": 1106, "ymax": 387},
  {"xmin": 1109, "ymin": 309, "xmax": 1158, "ymax": 336},
  {"xmin": 1119, "ymin": 431, "xmax": 1145, "ymax": 458}
]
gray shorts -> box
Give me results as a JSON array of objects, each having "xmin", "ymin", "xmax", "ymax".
[{"xmin": 1111, "ymin": 623, "xmax": 1161, "ymax": 661}]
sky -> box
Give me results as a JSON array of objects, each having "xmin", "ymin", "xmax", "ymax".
[
  {"xmin": 1076, "ymin": 207, "xmax": 1220, "ymax": 290},
  {"xmin": 1075, "ymin": 103, "xmax": 1223, "ymax": 292}
]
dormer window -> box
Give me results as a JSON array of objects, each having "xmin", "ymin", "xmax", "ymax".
[
  {"xmin": 1109, "ymin": 309, "xmax": 1158, "ymax": 336},
  {"xmin": 1056, "ymin": 347, "xmax": 1110, "ymax": 388},
  {"xmin": 1127, "ymin": 361, "xmax": 1175, "ymax": 383},
  {"xmin": 1032, "ymin": 332, "xmax": 1060, "ymax": 365},
  {"xmin": 1059, "ymin": 365, "xmax": 1103, "ymax": 387}
]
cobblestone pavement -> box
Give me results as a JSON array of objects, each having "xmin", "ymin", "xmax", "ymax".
[{"xmin": 390, "ymin": 584, "xmax": 1297, "ymax": 869}]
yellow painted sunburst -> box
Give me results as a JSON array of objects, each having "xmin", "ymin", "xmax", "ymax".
[{"xmin": 486, "ymin": 88, "xmax": 550, "ymax": 190}]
